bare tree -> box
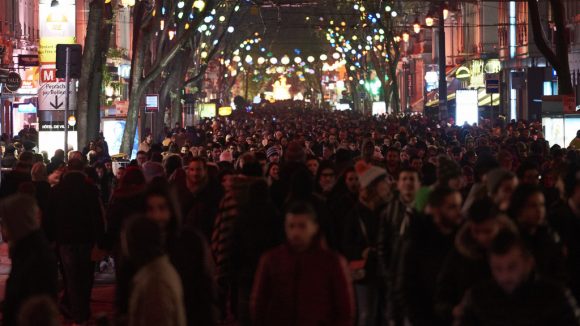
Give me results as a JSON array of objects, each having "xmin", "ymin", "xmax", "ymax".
[{"xmin": 528, "ymin": 0, "xmax": 573, "ymax": 95}]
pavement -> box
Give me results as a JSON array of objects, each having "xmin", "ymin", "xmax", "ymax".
[{"xmin": 0, "ymin": 242, "xmax": 116, "ymax": 326}]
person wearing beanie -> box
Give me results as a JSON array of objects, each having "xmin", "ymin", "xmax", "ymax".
[
  {"xmin": 343, "ymin": 160, "xmax": 390, "ymax": 326},
  {"xmin": 486, "ymin": 169, "xmax": 518, "ymax": 212},
  {"xmin": 0, "ymin": 194, "xmax": 58, "ymax": 326},
  {"xmin": 266, "ymin": 146, "xmax": 281, "ymax": 164}
]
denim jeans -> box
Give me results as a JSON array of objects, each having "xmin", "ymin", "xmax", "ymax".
[{"xmin": 59, "ymin": 244, "xmax": 95, "ymax": 323}]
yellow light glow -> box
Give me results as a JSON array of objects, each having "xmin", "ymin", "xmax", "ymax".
[{"xmin": 272, "ymin": 77, "xmax": 291, "ymax": 100}]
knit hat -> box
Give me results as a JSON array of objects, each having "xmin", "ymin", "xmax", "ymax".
[
  {"xmin": 219, "ymin": 150, "xmax": 234, "ymax": 162},
  {"xmin": 355, "ymin": 160, "xmax": 387, "ymax": 189},
  {"xmin": 0, "ymin": 194, "xmax": 39, "ymax": 242},
  {"xmin": 486, "ymin": 168, "xmax": 516, "ymax": 195},
  {"xmin": 266, "ymin": 146, "xmax": 281, "ymax": 158}
]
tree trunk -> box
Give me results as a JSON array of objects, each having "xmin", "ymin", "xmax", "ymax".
[
  {"xmin": 87, "ymin": 3, "xmax": 113, "ymax": 142},
  {"xmin": 120, "ymin": 1, "xmax": 149, "ymax": 156},
  {"xmin": 528, "ymin": 0, "xmax": 574, "ymax": 95},
  {"xmin": 77, "ymin": 0, "xmax": 104, "ymax": 149}
]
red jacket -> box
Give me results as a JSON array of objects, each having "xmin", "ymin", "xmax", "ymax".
[{"xmin": 251, "ymin": 243, "xmax": 355, "ymax": 326}]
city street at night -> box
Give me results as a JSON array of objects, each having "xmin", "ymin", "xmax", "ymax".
[{"xmin": 0, "ymin": 0, "xmax": 580, "ymax": 325}]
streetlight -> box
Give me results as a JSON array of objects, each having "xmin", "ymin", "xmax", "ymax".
[{"xmin": 425, "ymin": 12, "xmax": 434, "ymax": 27}]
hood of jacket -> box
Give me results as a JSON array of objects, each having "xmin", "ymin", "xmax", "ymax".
[{"xmin": 455, "ymin": 215, "xmax": 517, "ymax": 260}]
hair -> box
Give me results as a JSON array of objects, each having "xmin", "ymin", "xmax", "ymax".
[
  {"xmin": 189, "ymin": 156, "xmax": 207, "ymax": 168},
  {"xmin": 315, "ymin": 161, "xmax": 336, "ymax": 183},
  {"xmin": 468, "ymin": 197, "xmax": 497, "ymax": 224},
  {"xmin": 137, "ymin": 150, "xmax": 147, "ymax": 157},
  {"xmin": 163, "ymin": 154, "xmax": 183, "ymax": 177},
  {"xmin": 516, "ymin": 160, "xmax": 539, "ymax": 179},
  {"xmin": 31, "ymin": 162, "xmax": 48, "ymax": 182},
  {"xmin": 67, "ymin": 158, "xmax": 85, "ymax": 172},
  {"xmin": 17, "ymin": 295, "xmax": 60, "ymax": 326},
  {"xmin": 265, "ymin": 162, "xmax": 279, "ymax": 178},
  {"xmin": 489, "ymin": 229, "xmax": 530, "ymax": 258},
  {"xmin": 427, "ymin": 187, "xmax": 458, "ymax": 208},
  {"xmin": 398, "ymin": 167, "xmax": 419, "ymax": 179},
  {"xmin": 387, "ymin": 146, "xmax": 401, "ymax": 154},
  {"xmin": 144, "ymin": 180, "xmax": 182, "ymax": 242},
  {"xmin": 507, "ymin": 184, "xmax": 543, "ymax": 220},
  {"xmin": 121, "ymin": 167, "xmax": 146, "ymax": 188},
  {"xmin": 286, "ymin": 201, "xmax": 318, "ymax": 223},
  {"xmin": 125, "ymin": 216, "xmax": 164, "ymax": 268}
]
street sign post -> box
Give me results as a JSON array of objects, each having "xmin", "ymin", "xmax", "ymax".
[
  {"xmin": 145, "ymin": 94, "xmax": 159, "ymax": 113},
  {"xmin": 4, "ymin": 72, "xmax": 22, "ymax": 92}
]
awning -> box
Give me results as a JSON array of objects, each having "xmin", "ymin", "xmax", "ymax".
[{"xmin": 426, "ymin": 88, "xmax": 499, "ymax": 107}]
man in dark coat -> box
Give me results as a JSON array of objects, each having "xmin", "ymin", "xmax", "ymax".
[
  {"xmin": 435, "ymin": 197, "xmax": 516, "ymax": 325},
  {"xmin": 251, "ymin": 201, "xmax": 355, "ymax": 326},
  {"xmin": 46, "ymin": 158, "xmax": 105, "ymax": 324},
  {"xmin": 175, "ymin": 157, "xmax": 223, "ymax": 241},
  {"xmin": 0, "ymin": 194, "xmax": 58, "ymax": 326},
  {"xmin": 457, "ymin": 230, "xmax": 580, "ymax": 326},
  {"xmin": 395, "ymin": 187, "xmax": 462, "ymax": 326}
]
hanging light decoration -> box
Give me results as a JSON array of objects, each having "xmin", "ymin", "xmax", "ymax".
[
  {"xmin": 307, "ymin": 56, "xmax": 315, "ymax": 63},
  {"xmin": 425, "ymin": 11, "xmax": 434, "ymax": 27}
]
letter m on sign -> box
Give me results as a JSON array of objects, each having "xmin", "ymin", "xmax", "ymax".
[{"xmin": 41, "ymin": 68, "xmax": 56, "ymax": 83}]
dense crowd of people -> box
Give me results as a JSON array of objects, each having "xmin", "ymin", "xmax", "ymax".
[{"xmin": 0, "ymin": 106, "xmax": 579, "ymax": 326}]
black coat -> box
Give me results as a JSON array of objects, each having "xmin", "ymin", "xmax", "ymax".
[
  {"xmin": 394, "ymin": 214, "xmax": 455, "ymax": 326},
  {"xmin": 169, "ymin": 227, "xmax": 218, "ymax": 326},
  {"xmin": 549, "ymin": 202, "xmax": 580, "ymax": 301},
  {"xmin": 3, "ymin": 230, "xmax": 58, "ymax": 326},
  {"xmin": 458, "ymin": 276, "xmax": 580, "ymax": 326},
  {"xmin": 46, "ymin": 172, "xmax": 104, "ymax": 245},
  {"xmin": 520, "ymin": 225, "xmax": 567, "ymax": 284},
  {"xmin": 176, "ymin": 179, "xmax": 223, "ymax": 241}
]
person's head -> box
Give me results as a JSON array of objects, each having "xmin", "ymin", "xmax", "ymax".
[
  {"xmin": 123, "ymin": 216, "xmax": 165, "ymax": 268},
  {"xmin": 53, "ymin": 149, "xmax": 65, "ymax": 161},
  {"xmin": 186, "ymin": 157, "xmax": 208, "ymax": 187},
  {"xmin": 410, "ymin": 156, "xmax": 423, "ymax": 172},
  {"xmin": 67, "ymin": 158, "xmax": 85, "ymax": 172},
  {"xmin": 266, "ymin": 162, "xmax": 280, "ymax": 181},
  {"xmin": 516, "ymin": 161, "xmax": 540, "ymax": 185},
  {"xmin": 489, "ymin": 230, "xmax": 534, "ymax": 294},
  {"xmin": 285, "ymin": 201, "xmax": 319, "ymax": 251},
  {"xmin": 486, "ymin": 169, "xmax": 518, "ymax": 211},
  {"xmin": 121, "ymin": 166, "xmax": 146, "ymax": 188},
  {"xmin": 144, "ymin": 183, "xmax": 180, "ymax": 233},
  {"xmin": 211, "ymin": 144, "xmax": 222, "ymax": 161},
  {"xmin": 427, "ymin": 187, "xmax": 462, "ymax": 233},
  {"xmin": 508, "ymin": 184, "xmax": 545, "ymax": 232},
  {"xmin": 343, "ymin": 167, "xmax": 360, "ymax": 194},
  {"xmin": 467, "ymin": 197, "xmax": 503, "ymax": 249},
  {"xmin": 18, "ymin": 295, "xmax": 61, "ymax": 326},
  {"xmin": 362, "ymin": 139, "xmax": 375, "ymax": 159},
  {"xmin": 356, "ymin": 160, "xmax": 390, "ymax": 206},
  {"xmin": 316, "ymin": 161, "xmax": 337, "ymax": 193},
  {"xmin": 145, "ymin": 134, "xmax": 153, "ymax": 144},
  {"xmin": 565, "ymin": 166, "xmax": 580, "ymax": 208},
  {"xmin": 136, "ymin": 151, "xmax": 148, "ymax": 166},
  {"xmin": 306, "ymin": 156, "xmax": 320, "ymax": 176},
  {"xmin": 397, "ymin": 167, "xmax": 420, "ymax": 203},
  {"xmin": 266, "ymin": 146, "xmax": 281, "ymax": 163},
  {"xmin": 31, "ymin": 162, "xmax": 48, "ymax": 182},
  {"xmin": 0, "ymin": 194, "xmax": 40, "ymax": 244},
  {"xmin": 386, "ymin": 147, "xmax": 400, "ymax": 167}
]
